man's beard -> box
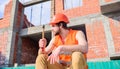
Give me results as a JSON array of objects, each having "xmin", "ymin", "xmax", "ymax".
[
  {"xmin": 55, "ymin": 31, "xmax": 60, "ymax": 36},
  {"xmin": 53, "ymin": 28, "xmax": 60, "ymax": 36}
]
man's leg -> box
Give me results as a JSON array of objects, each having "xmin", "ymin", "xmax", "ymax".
[
  {"xmin": 35, "ymin": 54, "xmax": 48, "ymax": 69},
  {"xmin": 47, "ymin": 61, "xmax": 64, "ymax": 69},
  {"xmin": 35, "ymin": 54, "xmax": 64, "ymax": 69},
  {"xmin": 71, "ymin": 52, "xmax": 87, "ymax": 69}
]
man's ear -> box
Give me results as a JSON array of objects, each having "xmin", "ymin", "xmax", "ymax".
[{"xmin": 60, "ymin": 23, "xmax": 63, "ymax": 28}]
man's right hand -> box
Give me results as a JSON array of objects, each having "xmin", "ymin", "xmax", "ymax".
[{"xmin": 39, "ymin": 38, "xmax": 47, "ymax": 53}]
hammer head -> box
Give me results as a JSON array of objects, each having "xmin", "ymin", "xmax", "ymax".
[{"xmin": 42, "ymin": 25, "xmax": 45, "ymax": 29}]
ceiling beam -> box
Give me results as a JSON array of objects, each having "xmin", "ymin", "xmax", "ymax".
[{"xmin": 23, "ymin": 0, "xmax": 50, "ymax": 7}]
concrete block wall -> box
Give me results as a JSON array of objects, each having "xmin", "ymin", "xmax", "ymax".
[{"xmin": 54, "ymin": 0, "xmax": 120, "ymax": 61}]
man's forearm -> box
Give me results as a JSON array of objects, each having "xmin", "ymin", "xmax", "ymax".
[{"xmin": 61, "ymin": 45, "xmax": 88, "ymax": 54}]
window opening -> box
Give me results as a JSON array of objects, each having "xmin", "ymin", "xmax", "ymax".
[
  {"xmin": 64, "ymin": 0, "xmax": 82, "ymax": 10},
  {"xmin": 24, "ymin": 1, "xmax": 51, "ymax": 26}
]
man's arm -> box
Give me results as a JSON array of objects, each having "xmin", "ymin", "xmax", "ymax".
[
  {"xmin": 60, "ymin": 31, "xmax": 88, "ymax": 54},
  {"xmin": 38, "ymin": 37, "xmax": 56, "ymax": 55}
]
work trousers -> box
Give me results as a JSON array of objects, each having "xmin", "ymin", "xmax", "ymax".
[{"xmin": 35, "ymin": 52, "xmax": 87, "ymax": 69}]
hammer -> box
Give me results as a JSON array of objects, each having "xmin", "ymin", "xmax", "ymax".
[
  {"xmin": 41, "ymin": 25, "xmax": 45, "ymax": 52},
  {"xmin": 42, "ymin": 25, "xmax": 45, "ymax": 39}
]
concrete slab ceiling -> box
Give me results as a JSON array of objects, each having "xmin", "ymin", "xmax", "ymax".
[
  {"xmin": 101, "ymin": 1, "xmax": 120, "ymax": 14},
  {"xmin": 23, "ymin": 0, "xmax": 50, "ymax": 7}
]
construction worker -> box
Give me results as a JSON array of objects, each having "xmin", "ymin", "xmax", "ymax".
[{"xmin": 35, "ymin": 13, "xmax": 88, "ymax": 69}]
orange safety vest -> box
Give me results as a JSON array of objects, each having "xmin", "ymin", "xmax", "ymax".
[{"xmin": 53, "ymin": 29, "xmax": 86, "ymax": 62}]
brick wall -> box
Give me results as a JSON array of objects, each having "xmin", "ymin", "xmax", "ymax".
[
  {"xmin": 0, "ymin": 0, "xmax": 12, "ymax": 66},
  {"xmin": 0, "ymin": 1, "xmax": 12, "ymax": 28},
  {"xmin": 86, "ymin": 21, "xmax": 109, "ymax": 59},
  {"xmin": 13, "ymin": 33, "xmax": 19, "ymax": 64},
  {"xmin": 21, "ymin": 37, "xmax": 38, "ymax": 64},
  {"xmin": 109, "ymin": 18, "xmax": 120, "ymax": 53},
  {"xmin": 16, "ymin": 3, "xmax": 23, "ymax": 29},
  {"xmin": 55, "ymin": 0, "xmax": 63, "ymax": 14},
  {"xmin": 55, "ymin": 0, "xmax": 101, "ymax": 18},
  {"xmin": 0, "ymin": 32, "xmax": 8, "ymax": 66},
  {"xmin": 15, "ymin": 2, "xmax": 32, "ymax": 30}
]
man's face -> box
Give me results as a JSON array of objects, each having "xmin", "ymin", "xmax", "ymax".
[{"xmin": 51, "ymin": 24, "xmax": 60, "ymax": 35}]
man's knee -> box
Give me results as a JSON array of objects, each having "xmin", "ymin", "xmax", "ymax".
[
  {"xmin": 36, "ymin": 54, "xmax": 47, "ymax": 62},
  {"xmin": 72, "ymin": 52, "xmax": 83, "ymax": 57},
  {"xmin": 72, "ymin": 52, "xmax": 85, "ymax": 61}
]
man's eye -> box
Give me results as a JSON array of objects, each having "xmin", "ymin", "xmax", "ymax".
[{"xmin": 52, "ymin": 25, "xmax": 55, "ymax": 27}]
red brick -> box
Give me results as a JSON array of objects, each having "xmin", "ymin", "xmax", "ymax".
[
  {"xmin": 0, "ymin": 32, "xmax": 8, "ymax": 56},
  {"xmin": 86, "ymin": 21, "xmax": 109, "ymax": 59},
  {"xmin": 20, "ymin": 37, "xmax": 38, "ymax": 64},
  {"xmin": 55, "ymin": 0, "xmax": 64, "ymax": 13},
  {"xmin": 0, "ymin": 1, "xmax": 12, "ymax": 28},
  {"xmin": 105, "ymin": 0, "xmax": 113, "ymax": 2},
  {"xmin": 13, "ymin": 33, "xmax": 19, "ymax": 63},
  {"xmin": 109, "ymin": 18, "xmax": 120, "ymax": 53},
  {"xmin": 55, "ymin": 0, "xmax": 101, "ymax": 18}
]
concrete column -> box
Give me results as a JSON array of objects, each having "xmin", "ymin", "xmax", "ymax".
[
  {"xmin": 7, "ymin": 0, "xmax": 19, "ymax": 66},
  {"xmin": 102, "ymin": 16, "xmax": 115, "ymax": 57},
  {"xmin": 16, "ymin": 4, "xmax": 24, "ymax": 65}
]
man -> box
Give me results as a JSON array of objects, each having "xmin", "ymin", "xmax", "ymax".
[{"xmin": 35, "ymin": 13, "xmax": 88, "ymax": 69}]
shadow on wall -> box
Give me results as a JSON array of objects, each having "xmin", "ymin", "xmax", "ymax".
[{"xmin": 102, "ymin": 11, "xmax": 120, "ymax": 21}]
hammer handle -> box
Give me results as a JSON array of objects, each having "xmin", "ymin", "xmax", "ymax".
[
  {"xmin": 41, "ymin": 25, "xmax": 45, "ymax": 52},
  {"xmin": 42, "ymin": 25, "xmax": 45, "ymax": 38}
]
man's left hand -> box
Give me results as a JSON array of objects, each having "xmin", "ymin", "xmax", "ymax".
[{"xmin": 47, "ymin": 46, "xmax": 62, "ymax": 64}]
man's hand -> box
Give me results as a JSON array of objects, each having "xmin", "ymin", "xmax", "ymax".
[
  {"xmin": 47, "ymin": 46, "xmax": 62, "ymax": 64},
  {"xmin": 39, "ymin": 38, "xmax": 47, "ymax": 53}
]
